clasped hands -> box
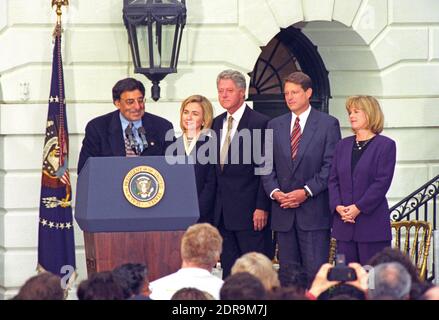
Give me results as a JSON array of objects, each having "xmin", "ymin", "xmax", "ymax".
[
  {"xmin": 273, "ymin": 189, "xmax": 307, "ymax": 209},
  {"xmin": 336, "ymin": 204, "xmax": 360, "ymax": 223}
]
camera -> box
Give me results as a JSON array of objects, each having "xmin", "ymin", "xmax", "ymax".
[{"xmin": 327, "ymin": 254, "xmax": 357, "ymax": 282}]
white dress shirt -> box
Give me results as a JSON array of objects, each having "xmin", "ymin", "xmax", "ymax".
[
  {"xmin": 119, "ymin": 113, "xmax": 144, "ymax": 152},
  {"xmin": 220, "ymin": 102, "xmax": 247, "ymax": 149},
  {"xmin": 290, "ymin": 105, "xmax": 311, "ymax": 135},
  {"xmin": 270, "ymin": 105, "xmax": 314, "ymax": 199},
  {"xmin": 149, "ymin": 267, "xmax": 224, "ymax": 300}
]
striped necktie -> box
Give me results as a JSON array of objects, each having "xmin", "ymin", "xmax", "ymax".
[
  {"xmin": 291, "ymin": 117, "xmax": 301, "ymax": 160},
  {"xmin": 125, "ymin": 122, "xmax": 138, "ymax": 157}
]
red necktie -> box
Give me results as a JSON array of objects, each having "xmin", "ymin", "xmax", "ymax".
[{"xmin": 291, "ymin": 117, "xmax": 301, "ymax": 160}]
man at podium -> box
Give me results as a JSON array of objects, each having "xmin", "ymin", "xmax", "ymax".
[{"xmin": 77, "ymin": 77, "xmax": 175, "ymax": 173}]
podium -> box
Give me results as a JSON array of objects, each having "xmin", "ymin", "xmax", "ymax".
[{"xmin": 75, "ymin": 156, "xmax": 199, "ymax": 281}]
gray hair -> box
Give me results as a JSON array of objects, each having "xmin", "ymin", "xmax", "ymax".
[
  {"xmin": 216, "ymin": 69, "xmax": 246, "ymax": 90},
  {"xmin": 368, "ymin": 262, "xmax": 412, "ymax": 300}
]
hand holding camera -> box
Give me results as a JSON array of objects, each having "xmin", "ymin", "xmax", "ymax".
[
  {"xmin": 308, "ymin": 255, "xmax": 368, "ymax": 298},
  {"xmin": 327, "ymin": 254, "xmax": 357, "ymax": 282}
]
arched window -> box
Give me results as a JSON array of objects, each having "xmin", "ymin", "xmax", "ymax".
[{"xmin": 248, "ymin": 26, "xmax": 330, "ymax": 118}]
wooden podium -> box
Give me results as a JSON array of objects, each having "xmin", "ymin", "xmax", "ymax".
[
  {"xmin": 83, "ymin": 231, "xmax": 184, "ymax": 281},
  {"xmin": 75, "ymin": 156, "xmax": 199, "ymax": 281}
]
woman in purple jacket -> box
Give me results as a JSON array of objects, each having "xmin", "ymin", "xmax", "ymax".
[{"xmin": 328, "ymin": 96, "xmax": 396, "ymax": 265}]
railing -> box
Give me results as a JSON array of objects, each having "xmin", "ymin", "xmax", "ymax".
[
  {"xmin": 390, "ymin": 175, "xmax": 439, "ymax": 227},
  {"xmin": 390, "ymin": 174, "xmax": 439, "ymax": 281}
]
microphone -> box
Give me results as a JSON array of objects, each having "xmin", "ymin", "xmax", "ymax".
[
  {"xmin": 125, "ymin": 123, "xmax": 139, "ymax": 154},
  {"xmin": 138, "ymin": 126, "xmax": 149, "ymax": 151}
]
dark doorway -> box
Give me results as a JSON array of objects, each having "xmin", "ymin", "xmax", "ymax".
[{"xmin": 248, "ymin": 26, "xmax": 330, "ymax": 118}]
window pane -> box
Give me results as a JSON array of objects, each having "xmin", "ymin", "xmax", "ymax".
[{"xmin": 135, "ymin": 25, "xmax": 151, "ymax": 68}]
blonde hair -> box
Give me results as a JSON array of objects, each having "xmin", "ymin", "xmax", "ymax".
[
  {"xmin": 231, "ymin": 252, "xmax": 280, "ymax": 291},
  {"xmin": 345, "ymin": 95, "xmax": 384, "ymax": 134},
  {"xmin": 180, "ymin": 223, "xmax": 223, "ymax": 269},
  {"xmin": 179, "ymin": 95, "xmax": 214, "ymax": 133}
]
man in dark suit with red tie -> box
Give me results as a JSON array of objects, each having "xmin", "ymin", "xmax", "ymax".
[
  {"xmin": 211, "ymin": 70, "xmax": 272, "ymax": 278},
  {"xmin": 77, "ymin": 78, "xmax": 174, "ymax": 173},
  {"xmin": 262, "ymin": 72, "xmax": 341, "ymax": 278}
]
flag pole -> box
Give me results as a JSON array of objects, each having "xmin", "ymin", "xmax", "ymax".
[{"xmin": 37, "ymin": 0, "xmax": 76, "ymax": 298}]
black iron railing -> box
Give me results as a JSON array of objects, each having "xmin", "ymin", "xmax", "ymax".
[
  {"xmin": 390, "ymin": 174, "xmax": 439, "ymax": 281},
  {"xmin": 390, "ymin": 175, "xmax": 439, "ymax": 227}
]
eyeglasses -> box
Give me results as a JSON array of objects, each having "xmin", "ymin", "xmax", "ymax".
[{"xmin": 120, "ymin": 98, "xmax": 146, "ymax": 106}]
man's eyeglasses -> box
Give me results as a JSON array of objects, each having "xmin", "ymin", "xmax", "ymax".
[{"xmin": 120, "ymin": 98, "xmax": 146, "ymax": 106}]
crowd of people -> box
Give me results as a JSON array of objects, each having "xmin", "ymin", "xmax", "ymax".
[
  {"xmin": 12, "ymin": 68, "xmax": 435, "ymax": 300},
  {"xmin": 12, "ymin": 223, "xmax": 439, "ymax": 300}
]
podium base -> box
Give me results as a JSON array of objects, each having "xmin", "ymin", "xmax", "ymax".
[{"xmin": 84, "ymin": 231, "xmax": 184, "ymax": 281}]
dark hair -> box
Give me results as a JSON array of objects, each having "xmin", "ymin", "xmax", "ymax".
[
  {"xmin": 278, "ymin": 262, "xmax": 310, "ymax": 292},
  {"xmin": 112, "ymin": 78, "xmax": 145, "ymax": 102},
  {"xmin": 267, "ymin": 286, "xmax": 307, "ymax": 300},
  {"xmin": 13, "ymin": 272, "xmax": 64, "ymax": 300},
  {"xmin": 317, "ymin": 284, "xmax": 366, "ymax": 300},
  {"xmin": 112, "ymin": 263, "xmax": 148, "ymax": 298},
  {"xmin": 367, "ymin": 247, "xmax": 420, "ymax": 284},
  {"xmin": 329, "ymin": 294, "xmax": 361, "ymax": 300},
  {"xmin": 283, "ymin": 71, "xmax": 313, "ymax": 91},
  {"xmin": 220, "ymin": 272, "xmax": 267, "ymax": 300},
  {"xmin": 77, "ymin": 271, "xmax": 125, "ymax": 300},
  {"xmin": 171, "ymin": 287, "xmax": 211, "ymax": 300},
  {"xmin": 410, "ymin": 281, "xmax": 434, "ymax": 300},
  {"xmin": 420, "ymin": 286, "xmax": 439, "ymax": 300}
]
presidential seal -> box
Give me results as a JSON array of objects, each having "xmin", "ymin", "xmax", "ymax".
[{"xmin": 123, "ymin": 166, "xmax": 165, "ymax": 208}]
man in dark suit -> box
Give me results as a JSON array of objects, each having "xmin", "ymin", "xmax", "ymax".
[
  {"xmin": 262, "ymin": 72, "xmax": 341, "ymax": 278},
  {"xmin": 77, "ymin": 77, "xmax": 174, "ymax": 173},
  {"xmin": 212, "ymin": 69, "xmax": 272, "ymax": 278}
]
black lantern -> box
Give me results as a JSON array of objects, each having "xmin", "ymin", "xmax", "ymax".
[{"xmin": 123, "ymin": 0, "xmax": 186, "ymax": 101}]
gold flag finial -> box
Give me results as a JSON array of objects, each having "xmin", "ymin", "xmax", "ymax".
[
  {"xmin": 52, "ymin": 0, "xmax": 69, "ymax": 37},
  {"xmin": 52, "ymin": 0, "xmax": 69, "ymax": 25}
]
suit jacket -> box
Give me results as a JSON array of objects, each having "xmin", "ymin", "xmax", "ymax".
[
  {"xmin": 328, "ymin": 134, "xmax": 396, "ymax": 242},
  {"xmin": 174, "ymin": 134, "xmax": 216, "ymax": 223},
  {"xmin": 262, "ymin": 108, "xmax": 341, "ymax": 232},
  {"xmin": 77, "ymin": 110, "xmax": 174, "ymax": 173},
  {"xmin": 212, "ymin": 106, "xmax": 271, "ymax": 231}
]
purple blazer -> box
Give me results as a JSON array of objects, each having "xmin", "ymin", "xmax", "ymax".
[{"xmin": 328, "ymin": 134, "xmax": 396, "ymax": 242}]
